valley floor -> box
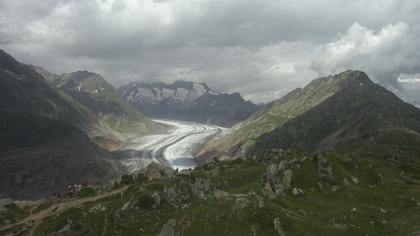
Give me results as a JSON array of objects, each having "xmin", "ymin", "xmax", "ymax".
[{"xmin": 117, "ymin": 119, "xmax": 226, "ymax": 172}]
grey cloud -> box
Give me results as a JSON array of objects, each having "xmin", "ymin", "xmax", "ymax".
[{"xmin": 1, "ymin": 0, "xmax": 420, "ymax": 103}]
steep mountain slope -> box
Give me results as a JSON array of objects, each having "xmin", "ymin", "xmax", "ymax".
[
  {"xmin": 30, "ymin": 67, "xmax": 169, "ymax": 149},
  {"xmin": 253, "ymin": 71, "xmax": 420, "ymax": 160},
  {"xmin": 0, "ymin": 51, "xmax": 94, "ymax": 128},
  {"xmin": 118, "ymin": 80, "xmax": 259, "ymax": 127},
  {"xmin": 0, "ymin": 112, "xmax": 118, "ymax": 200},
  {"xmin": 198, "ymin": 71, "xmax": 361, "ymax": 161},
  {"xmin": 0, "ymin": 49, "xmax": 119, "ymax": 199},
  {"xmin": 28, "ymin": 65, "xmax": 58, "ymax": 84},
  {"xmin": 54, "ymin": 71, "xmax": 167, "ymax": 138}
]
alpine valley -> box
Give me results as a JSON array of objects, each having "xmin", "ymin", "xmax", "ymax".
[{"xmin": 1, "ymin": 49, "xmax": 420, "ymax": 236}]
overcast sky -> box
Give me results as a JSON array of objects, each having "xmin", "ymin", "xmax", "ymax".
[{"xmin": 1, "ymin": 0, "xmax": 420, "ymax": 104}]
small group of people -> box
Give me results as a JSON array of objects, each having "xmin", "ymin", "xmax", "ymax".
[
  {"xmin": 65, "ymin": 184, "xmax": 83, "ymax": 198},
  {"xmin": 52, "ymin": 184, "xmax": 84, "ymax": 198}
]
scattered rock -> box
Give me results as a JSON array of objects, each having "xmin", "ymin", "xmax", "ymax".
[
  {"xmin": 256, "ymin": 195, "xmax": 264, "ymax": 208},
  {"xmin": 121, "ymin": 199, "xmax": 136, "ymax": 211},
  {"xmin": 298, "ymin": 209, "xmax": 307, "ymax": 216},
  {"xmin": 251, "ymin": 224, "xmax": 258, "ymax": 236},
  {"xmin": 158, "ymin": 219, "xmax": 176, "ymax": 236},
  {"xmin": 152, "ymin": 192, "xmax": 161, "ymax": 207},
  {"xmin": 278, "ymin": 160, "xmax": 287, "ymax": 171},
  {"xmin": 163, "ymin": 186, "xmax": 177, "ymax": 202},
  {"xmin": 333, "ymin": 223, "xmax": 348, "ymax": 230},
  {"xmin": 282, "ymin": 169, "xmax": 293, "ymax": 189},
  {"xmin": 89, "ymin": 203, "xmax": 106, "ymax": 213},
  {"xmin": 262, "ymin": 163, "xmax": 294, "ymax": 198},
  {"xmin": 58, "ymin": 218, "xmax": 72, "ymax": 233},
  {"xmin": 214, "ymin": 190, "xmax": 229, "ymax": 199},
  {"xmin": 350, "ymin": 207, "xmax": 357, "ymax": 212},
  {"xmin": 273, "ymin": 218, "xmax": 285, "ymax": 236},
  {"xmin": 380, "ymin": 208, "xmax": 387, "ymax": 213},
  {"xmin": 350, "ymin": 176, "xmax": 359, "ymax": 185},
  {"xmin": 4, "ymin": 223, "xmax": 30, "ymax": 236},
  {"xmin": 343, "ymin": 177, "xmax": 351, "ymax": 186},
  {"xmin": 234, "ymin": 197, "xmax": 250, "ymax": 210},
  {"xmin": 402, "ymin": 175, "xmax": 420, "ymax": 185},
  {"xmin": 267, "ymin": 164, "xmax": 277, "ymax": 176},
  {"xmin": 292, "ymin": 187, "xmax": 304, "ymax": 196},
  {"xmin": 318, "ymin": 158, "xmax": 335, "ymax": 183},
  {"xmin": 191, "ymin": 178, "xmax": 213, "ymax": 198},
  {"xmin": 317, "ymin": 182, "xmax": 324, "ymax": 192},
  {"xmin": 377, "ymin": 173, "xmax": 384, "ymax": 184},
  {"xmin": 331, "ymin": 185, "xmax": 340, "ymax": 192}
]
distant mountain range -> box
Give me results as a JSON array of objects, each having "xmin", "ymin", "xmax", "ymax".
[
  {"xmin": 199, "ymin": 70, "xmax": 420, "ymax": 163},
  {"xmin": 118, "ymin": 81, "xmax": 260, "ymax": 127}
]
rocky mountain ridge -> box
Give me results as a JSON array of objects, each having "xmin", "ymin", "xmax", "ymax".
[
  {"xmin": 118, "ymin": 80, "xmax": 260, "ymax": 127},
  {"xmin": 198, "ymin": 70, "xmax": 420, "ymax": 163},
  {"xmin": 252, "ymin": 71, "xmax": 420, "ymax": 160},
  {"xmin": 31, "ymin": 67, "xmax": 169, "ymax": 149}
]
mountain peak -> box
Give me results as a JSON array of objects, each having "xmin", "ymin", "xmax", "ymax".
[
  {"xmin": 0, "ymin": 49, "xmax": 27, "ymax": 76},
  {"xmin": 326, "ymin": 70, "xmax": 373, "ymax": 88},
  {"xmin": 70, "ymin": 70, "xmax": 102, "ymax": 80},
  {"xmin": 171, "ymin": 80, "xmax": 195, "ymax": 90},
  {"xmin": 337, "ymin": 70, "xmax": 373, "ymax": 87}
]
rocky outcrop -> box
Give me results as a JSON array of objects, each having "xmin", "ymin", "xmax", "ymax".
[
  {"xmin": 262, "ymin": 157, "xmax": 301, "ymax": 199},
  {"xmin": 317, "ymin": 156, "xmax": 335, "ymax": 183},
  {"xmin": 138, "ymin": 162, "xmax": 176, "ymax": 180},
  {"xmin": 158, "ymin": 219, "xmax": 176, "ymax": 236},
  {"xmin": 273, "ymin": 218, "xmax": 285, "ymax": 236},
  {"xmin": 214, "ymin": 189, "xmax": 229, "ymax": 199}
]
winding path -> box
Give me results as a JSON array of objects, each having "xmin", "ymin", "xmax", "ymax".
[
  {"xmin": 0, "ymin": 186, "xmax": 129, "ymax": 236},
  {"xmin": 118, "ymin": 119, "xmax": 226, "ymax": 172}
]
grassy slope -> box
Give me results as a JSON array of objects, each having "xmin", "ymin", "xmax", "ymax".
[
  {"xmin": 199, "ymin": 71, "xmax": 358, "ymax": 159},
  {"xmin": 3, "ymin": 148, "xmax": 420, "ymax": 236},
  {"xmin": 252, "ymin": 72, "xmax": 420, "ymax": 161}
]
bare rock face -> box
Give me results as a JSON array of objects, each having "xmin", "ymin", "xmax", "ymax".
[{"xmin": 262, "ymin": 158, "xmax": 298, "ymax": 198}]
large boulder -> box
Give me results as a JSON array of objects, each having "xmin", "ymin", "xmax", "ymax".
[{"xmin": 138, "ymin": 162, "xmax": 176, "ymax": 180}]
